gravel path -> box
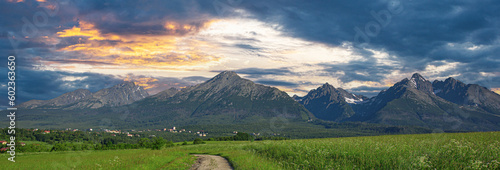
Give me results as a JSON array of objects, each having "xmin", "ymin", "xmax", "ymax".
[{"xmin": 190, "ymin": 154, "xmax": 233, "ymax": 170}]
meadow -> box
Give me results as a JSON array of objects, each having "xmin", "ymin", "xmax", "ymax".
[{"xmin": 1, "ymin": 132, "xmax": 499, "ymax": 169}]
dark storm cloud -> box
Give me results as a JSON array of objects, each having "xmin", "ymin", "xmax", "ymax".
[
  {"xmin": 0, "ymin": 0, "xmax": 223, "ymax": 55},
  {"xmin": 72, "ymin": 0, "xmax": 219, "ymax": 36},
  {"xmin": 237, "ymin": 0, "xmax": 500, "ymax": 73},
  {"xmin": 320, "ymin": 58, "xmax": 397, "ymax": 83}
]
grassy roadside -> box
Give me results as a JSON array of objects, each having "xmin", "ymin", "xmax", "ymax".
[
  {"xmin": 0, "ymin": 148, "xmax": 196, "ymax": 169},
  {"xmin": 1, "ymin": 132, "xmax": 499, "ymax": 169}
]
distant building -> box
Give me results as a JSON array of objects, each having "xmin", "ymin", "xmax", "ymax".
[
  {"xmin": 20, "ymin": 142, "xmax": 26, "ymax": 146},
  {"xmin": 105, "ymin": 130, "xmax": 121, "ymax": 134},
  {"xmin": 0, "ymin": 141, "xmax": 6, "ymax": 145},
  {"xmin": 127, "ymin": 134, "xmax": 133, "ymax": 137}
]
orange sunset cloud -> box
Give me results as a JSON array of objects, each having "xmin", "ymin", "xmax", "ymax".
[{"xmin": 54, "ymin": 20, "xmax": 220, "ymax": 69}]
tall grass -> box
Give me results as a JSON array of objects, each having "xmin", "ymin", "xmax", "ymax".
[
  {"xmin": 0, "ymin": 148, "xmax": 195, "ymax": 169},
  {"xmin": 246, "ymin": 132, "xmax": 500, "ymax": 169}
]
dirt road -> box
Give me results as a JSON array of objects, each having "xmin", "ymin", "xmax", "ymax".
[{"xmin": 190, "ymin": 154, "xmax": 233, "ymax": 170}]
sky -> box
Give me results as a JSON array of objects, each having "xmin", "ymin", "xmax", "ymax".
[{"xmin": 1, "ymin": 0, "xmax": 499, "ymax": 107}]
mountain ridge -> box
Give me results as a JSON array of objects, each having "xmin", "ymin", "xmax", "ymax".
[
  {"xmin": 14, "ymin": 71, "xmax": 500, "ymax": 131},
  {"xmin": 296, "ymin": 73, "xmax": 500, "ymax": 131},
  {"xmin": 18, "ymin": 82, "xmax": 149, "ymax": 109}
]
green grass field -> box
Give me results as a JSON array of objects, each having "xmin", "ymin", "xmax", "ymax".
[{"xmin": 2, "ymin": 132, "xmax": 499, "ymax": 169}]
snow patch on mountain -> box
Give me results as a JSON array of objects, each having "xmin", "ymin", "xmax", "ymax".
[
  {"xmin": 410, "ymin": 78, "xmax": 417, "ymax": 88},
  {"xmin": 345, "ymin": 97, "xmax": 364, "ymax": 104}
]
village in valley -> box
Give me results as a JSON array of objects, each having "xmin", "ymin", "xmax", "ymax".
[
  {"xmin": 21, "ymin": 126, "xmax": 212, "ymax": 138},
  {"xmin": 102, "ymin": 126, "xmax": 209, "ymax": 137}
]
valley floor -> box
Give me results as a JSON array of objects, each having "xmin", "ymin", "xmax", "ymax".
[{"xmin": 2, "ymin": 132, "xmax": 500, "ymax": 169}]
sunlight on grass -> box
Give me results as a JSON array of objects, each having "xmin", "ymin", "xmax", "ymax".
[{"xmin": 1, "ymin": 132, "xmax": 499, "ymax": 169}]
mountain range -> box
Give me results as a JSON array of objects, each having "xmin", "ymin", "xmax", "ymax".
[
  {"xmin": 13, "ymin": 71, "xmax": 500, "ymax": 131},
  {"xmin": 15, "ymin": 71, "xmax": 312, "ymax": 130},
  {"xmin": 297, "ymin": 73, "xmax": 500, "ymax": 131}
]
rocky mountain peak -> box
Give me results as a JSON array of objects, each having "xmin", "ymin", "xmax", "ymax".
[
  {"xmin": 408, "ymin": 73, "xmax": 433, "ymax": 94},
  {"xmin": 444, "ymin": 77, "xmax": 462, "ymax": 86},
  {"xmin": 118, "ymin": 81, "xmax": 136, "ymax": 87},
  {"xmin": 213, "ymin": 71, "xmax": 240, "ymax": 79},
  {"xmin": 318, "ymin": 83, "xmax": 336, "ymax": 92},
  {"xmin": 300, "ymin": 83, "xmax": 362, "ymax": 121},
  {"xmin": 411, "ymin": 73, "xmax": 425, "ymax": 81}
]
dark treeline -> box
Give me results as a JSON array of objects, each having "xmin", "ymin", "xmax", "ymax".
[
  {"xmin": 0, "ymin": 128, "xmax": 174, "ymax": 153},
  {"xmin": 0, "ymin": 128, "xmax": 279, "ymax": 153}
]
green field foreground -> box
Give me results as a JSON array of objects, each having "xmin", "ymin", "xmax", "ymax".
[{"xmin": 2, "ymin": 132, "xmax": 500, "ymax": 169}]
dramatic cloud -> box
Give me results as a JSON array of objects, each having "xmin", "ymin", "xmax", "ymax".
[
  {"xmin": 235, "ymin": 0, "xmax": 500, "ymax": 81},
  {"xmin": 1, "ymin": 0, "xmax": 499, "ymax": 106}
]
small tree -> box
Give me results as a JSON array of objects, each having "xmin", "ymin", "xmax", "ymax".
[
  {"xmin": 151, "ymin": 137, "xmax": 166, "ymax": 150},
  {"xmin": 138, "ymin": 138, "xmax": 151, "ymax": 148},
  {"xmin": 193, "ymin": 138, "xmax": 205, "ymax": 144}
]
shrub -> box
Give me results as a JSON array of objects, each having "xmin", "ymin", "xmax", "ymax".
[{"xmin": 193, "ymin": 138, "xmax": 205, "ymax": 144}]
